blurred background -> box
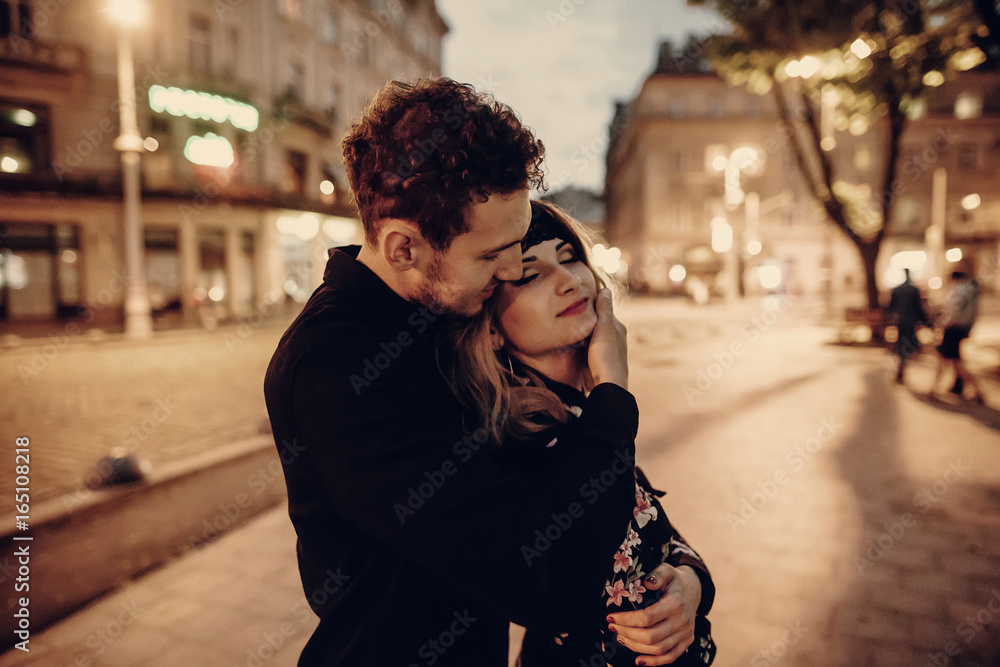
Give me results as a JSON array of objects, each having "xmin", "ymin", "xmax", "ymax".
[{"xmin": 1, "ymin": 0, "xmax": 1000, "ymax": 665}]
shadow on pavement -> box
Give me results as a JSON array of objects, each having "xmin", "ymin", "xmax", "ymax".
[
  {"xmin": 825, "ymin": 368, "xmax": 1000, "ymax": 665},
  {"xmin": 909, "ymin": 390, "xmax": 1000, "ymax": 432}
]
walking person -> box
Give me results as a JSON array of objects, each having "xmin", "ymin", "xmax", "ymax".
[
  {"xmin": 264, "ymin": 78, "xmax": 671, "ymax": 666},
  {"xmin": 441, "ymin": 201, "xmax": 716, "ymax": 666},
  {"xmin": 885, "ymin": 268, "xmax": 927, "ymax": 384},
  {"xmin": 930, "ymin": 269, "xmax": 985, "ymax": 403}
]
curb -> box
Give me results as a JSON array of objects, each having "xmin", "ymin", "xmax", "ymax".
[{"xmin": 0, "ymin": 435, "xmax": 286, "ymax": 651}]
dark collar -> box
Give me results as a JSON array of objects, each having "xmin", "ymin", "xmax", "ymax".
[
  {"xmin": 321, "ymin": 245, "xmax": 446, "ymax": 334},
  {"xmin": 508, "ymin": 355, "xmax": 586, "ymax": 410}
]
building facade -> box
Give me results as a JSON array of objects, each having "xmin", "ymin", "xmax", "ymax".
[
  {"xmin": 606, "ymin": 40, "xmax": 1000, "ymax": 308},
  {"xmin": 0, "ymin": 0, "xmax": 447, "ymax": 333}
]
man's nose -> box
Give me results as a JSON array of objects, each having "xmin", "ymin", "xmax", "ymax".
[{"xmin": 494, "ymin": 245, "xmax": 523, "ymax": 282}]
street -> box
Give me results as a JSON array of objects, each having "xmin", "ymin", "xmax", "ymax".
[
  {"xmin": 624, "ymin": 296, "xmax": 1000, "ymax": 665},
  {"xmin": 3, "ymin": 295, "xmax": 1000, "ymax": 665}
]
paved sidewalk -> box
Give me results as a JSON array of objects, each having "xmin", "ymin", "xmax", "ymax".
[
  {"xmin": 2, "ymin": 504, "xmax": 316, "ymax": 667},
  {"xmin": 0, "ymin": 318, "xmax": 292, "ymax": 508}
]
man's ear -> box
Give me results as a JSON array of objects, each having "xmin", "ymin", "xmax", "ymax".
[{"xmin": 380, "ymin": 220, "xmax": 425, "ymax": 271}]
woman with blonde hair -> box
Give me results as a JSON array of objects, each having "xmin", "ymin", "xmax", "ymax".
[{"xmin": 439, "ymin": 200, "xmax": 716, "ymax": 666}]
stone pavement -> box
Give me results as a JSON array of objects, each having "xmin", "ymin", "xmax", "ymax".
[
  {"xmin": 0, "ymin": 318, "xmax": 293, "ymax": 509},
  {"xmin": 2, "ymin": 503, "xmax": 317, "ymax": 667}
]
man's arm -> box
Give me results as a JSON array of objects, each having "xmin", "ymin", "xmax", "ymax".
[{"xmin": 280, "ymin": 322, "xmax": 637, "ymax": 631}]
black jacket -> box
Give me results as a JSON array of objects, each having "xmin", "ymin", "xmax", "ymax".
[{"xmin": 264, "ymin": 247, "xmax": 640, "ymax": 666}]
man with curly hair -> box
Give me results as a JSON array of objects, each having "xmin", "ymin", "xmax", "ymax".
[{"xmin": 265, "ymin": 79, "xmax": 638, "ymax": 666}]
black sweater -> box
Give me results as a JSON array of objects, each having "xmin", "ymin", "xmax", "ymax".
[{"xmin": 264, "ymin": 247, "xmax": 640, "ymax": 666}]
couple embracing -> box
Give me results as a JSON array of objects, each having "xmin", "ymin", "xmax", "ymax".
[{"xmin": 264, "ymin": 78, "xmax": 716, "ymax": 667}]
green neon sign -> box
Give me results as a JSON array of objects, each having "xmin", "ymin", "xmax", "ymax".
[{"xmin": 148, "ymin": 85, "xmax": 259, "ymax": 132}]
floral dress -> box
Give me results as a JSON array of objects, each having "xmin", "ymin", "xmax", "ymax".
[{"xmin": 511, "ymin": 367, "xmax": 716, "ymax": 667}]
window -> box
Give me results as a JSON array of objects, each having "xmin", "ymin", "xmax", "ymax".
[
  {"xmin": 0, "ymin": 0, "xmax": 32, "ymax": 38},
  {"xmin": 325, "ymin": 82, "xmax": 340, "ymax": 116},
  {"xmin": 668, "ymin": 96, "xmax": 686, "ymax": 119},
  {"xmin": 707, "ymin": 97, "xmax": 723, "ymax": 118},
  {"xmin": 189, "ymin": 15, "xmax": 212, "ymax": 72},
  {"xmin": 284, "ymin": 149, "xmax": 307, "ymax": 195},
  {"xmin": 323, "ymin": 10, "xmax": 338, "ymax": 44},
  {"xmin": 222, "ymin": 26, "xmax": 240, "ymax": 77},
  {"xmin": 0, "ymin": 102, "xmax": 49, "ymax": 175},
  {"xmin": 854, "ymin": 147, "xmax": 871, "ymax": 172},
  {"xmin": 954, "ymin": 92, "xmax": 982, "ymax": 120},
  {"xmin": 957, "ymin": 144, "xmax": 979, "ymax": 170},
  {"xmin": 0, "ymin": 223, "xmax": 81, "ymax": 321},
  {"xmin": 286, "ymin": 61, "xmax": 304, "ymax": 100}
]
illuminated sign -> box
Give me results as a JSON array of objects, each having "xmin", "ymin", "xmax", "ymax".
[
  {"xmin": 148, "ymin": 85, "xmax": 259, "ymax": 132},
  {"xmin": 184, "ymin": 133, "xmax": 235, "ymax": 168}
]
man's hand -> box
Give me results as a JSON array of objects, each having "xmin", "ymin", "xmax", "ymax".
[
  {"xmin": 588, "ymin": 289, "xmax": 628, "ymax": 389},
  {"xmin": 606, "ymin": 564, "xmax": 702, "ymax": 665}
]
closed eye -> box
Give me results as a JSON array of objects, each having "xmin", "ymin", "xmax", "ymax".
[{"xmin": 511, "ymin": 273, "xmax": 538, "ymax": 287}]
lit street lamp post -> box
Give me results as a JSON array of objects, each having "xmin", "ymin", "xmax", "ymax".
[{"xmin": 110, "ymin": 0, "xmax": 152, "ymax": 338}]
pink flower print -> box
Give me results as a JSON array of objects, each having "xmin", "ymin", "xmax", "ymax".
[
  {"xmin": 626, "ymin": 528, "xmax": 641, "ymax": 549},
  {"xmin": 605, "ymin": 579, "xmax": 627, "ymax": 606},
  {"xmin": 613, "ymin": 549, "xmax": 632, "ymax": 573},
  {"xmin": 627, "ymin": 580, "xmax": 647, "ymax": 604}
]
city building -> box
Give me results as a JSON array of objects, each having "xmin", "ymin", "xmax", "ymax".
[
  {"xmin": 605, "ymin": 39, "xmax": 1000, "ymax": 307},
  {"xmin": 0, "ymin": 0, "xmax": 447, "ymax": 333}
]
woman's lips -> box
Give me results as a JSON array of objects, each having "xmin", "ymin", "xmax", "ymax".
[{"xmin": 557, "ymin": 297, "xmax": 588, "ymax": 317}]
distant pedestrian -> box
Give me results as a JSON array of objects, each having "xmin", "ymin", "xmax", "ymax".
[
  {"xmin": 885, "ymin": 268, "xmax": 927, "ymax": 384},
  {"xmin": 930, "ymin": 269, "xmax": 984, "ymax": 403}
]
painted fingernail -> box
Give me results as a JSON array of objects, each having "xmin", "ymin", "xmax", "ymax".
[
  {"xmin": 636, "ymin": 661, "xmax": 646, "ymax": 666},
  {"xmin": 618, "ymin": 636, "xmax": 626, "ymax": 645},
  {"xmin": 608, "ymin": 625, "xmax": 617, "ymax": 634},
  {"xmin": 606, "ymin": 615, "xmax": 615, "ymax": 624},
  {"xmin": 646, "ymin": 575, "xmax": 657, "ymax": 586}
]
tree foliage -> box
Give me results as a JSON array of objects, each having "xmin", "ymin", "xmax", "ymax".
[{"xmin": 688, "ymin": 0, "xmax": 993, "ymax": 314}]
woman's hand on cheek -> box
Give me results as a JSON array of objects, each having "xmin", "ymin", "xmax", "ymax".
[{"xmin": 587, "ymin": 289, "xmax": 628, "ymax": 389}]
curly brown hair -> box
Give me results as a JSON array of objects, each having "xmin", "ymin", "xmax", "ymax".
[{"xmin": 342, "ymin": 78, "xmax": 546, "ymax": 251}]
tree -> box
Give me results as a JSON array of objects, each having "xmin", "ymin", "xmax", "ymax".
[{"xmin": 688, "ymin": 0, "xmax": 991, "ymax": 331}]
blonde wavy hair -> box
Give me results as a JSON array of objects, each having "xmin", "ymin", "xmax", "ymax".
[{"xmin": 437, "ymin": 200, "xmax": 618, "ymax": 444}]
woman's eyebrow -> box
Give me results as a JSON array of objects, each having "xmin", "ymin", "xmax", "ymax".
[{"xmin": 521, "ymin": 255, "xmax": 536, "ymax": 263}]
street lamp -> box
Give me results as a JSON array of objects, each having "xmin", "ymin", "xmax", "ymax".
[
  {"xmin": 109, "ymin": 0, "xmax": 153, "ymax": 338},
  {"xmin": 715, "ymin": 146, "xmax": 765, "ymax": 300}
]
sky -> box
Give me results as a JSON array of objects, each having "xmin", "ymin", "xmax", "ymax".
[{"xmin": 435, "ymin": 0, "xmax": 726, "ymax": 194}]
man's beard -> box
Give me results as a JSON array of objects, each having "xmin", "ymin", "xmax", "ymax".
[{"xmin": 412, "ymin": 254, "xmax": 480, "ymax": 319}]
